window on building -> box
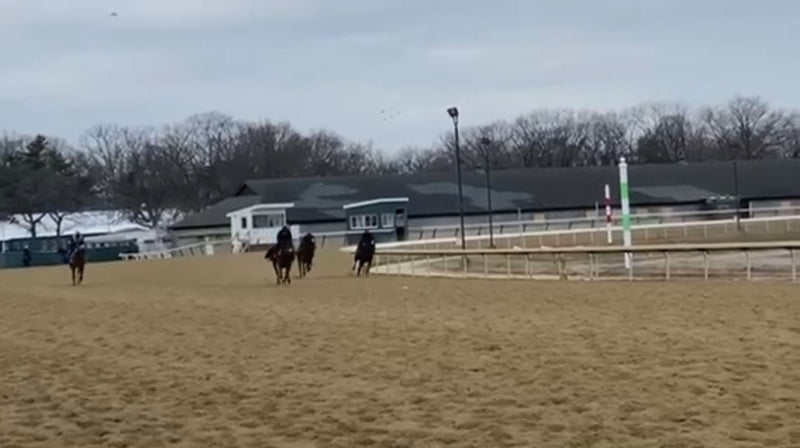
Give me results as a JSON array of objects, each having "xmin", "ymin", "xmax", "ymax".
[
  {"xmin": 350, "ymin": 214, "xmax": 379, "ymax": 230},
  {"xmin": 241, "ymin": 217, "xmax": 248, "ymax": 229},
  {"xmin": 253, "ymin": 213, "xmax": 286, "ymax": 228},
  {"xmin": 381, "ymin": 213, "xmax": 394, "ymax": 228}
]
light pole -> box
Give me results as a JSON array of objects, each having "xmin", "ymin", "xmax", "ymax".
[
  {"xmin": 447, "ymin": 107, "xmax": 466, "ymax": 250},
  {"xmin": 480, "ymin": 136, "xmax": 494, "ymax": 248}
]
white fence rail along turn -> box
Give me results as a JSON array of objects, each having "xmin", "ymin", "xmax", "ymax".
[{"xmin": 369, "ymin": 241, "xmax": 800, "ymax": 283}]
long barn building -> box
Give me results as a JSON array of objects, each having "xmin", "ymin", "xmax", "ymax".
[{"xmin": 170, "ymin": 159, "xmax": 800, "ymax": 247}]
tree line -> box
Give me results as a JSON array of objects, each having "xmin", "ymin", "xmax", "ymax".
[{"xmin": 1, "ymin": 95, "xmax": 799, "ymax": 236}]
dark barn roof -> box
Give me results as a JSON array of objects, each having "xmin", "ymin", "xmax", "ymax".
[{"xmin": 171, "ymin": 159, "xmax": 800, "ymax": 230}]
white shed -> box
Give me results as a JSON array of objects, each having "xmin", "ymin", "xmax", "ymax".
[{"xmin": 226, "ymin": 203, "xmax": 299, "ymax": 246}]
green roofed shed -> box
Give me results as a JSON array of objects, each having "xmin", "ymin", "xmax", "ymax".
[{"xmin": 343, "ymin": 197, "xmax": 409, "ymax": 245}]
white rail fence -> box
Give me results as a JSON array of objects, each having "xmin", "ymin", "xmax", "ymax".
[
  {"xmin": 119, "ymin": 240, "xmax": 232, "ymax": 261},
  {"xmin": 341, "ymin": 214, "xmax": 800, "ymax": 254},
  {"xmin": 311, "ymin": 205, "xmax": 800, "ymax": 248},
  {"xmin": 369, "ymin": 241, "xmax": 800, "ymax": 282},
  {"xmin": 461, "ymin": 214, "xmax": 800, "ymax": 250}
]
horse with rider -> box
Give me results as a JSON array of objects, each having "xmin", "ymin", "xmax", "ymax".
[
  {"xmin": 352, "ymin": 229, "xmax": 376, "ymax": 276},
  {"xmin": 296, "ymin": 232, "xmax": 316, "ymax": 277},
  {"xmin": 67, "ymin": 231, "xmax": 87, "ymax": 285},
  {"xmin": 264, "ymin": 225, "xmax": 296, "ymax": 285}
]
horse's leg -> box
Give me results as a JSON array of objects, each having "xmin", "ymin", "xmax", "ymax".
[
  {"xmin": 272, "ymin": 260, "xmax": 281, "ymax": 284},
  {"xmin": 80, "ymin": 264, "xmax": 85, "ymax": 285},
  {"xmin": 71, "ymin": 266, "xmax": 76, "ymax": 286}
]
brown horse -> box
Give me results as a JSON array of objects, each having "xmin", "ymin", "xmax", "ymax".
[
  {"xmin": 69, "ymin": 247, "xmax": 86, "ymax": 286},
  {"xmin": 296, "ymin": 233, "xmax": 316, "ymax": 278},
  {"xmin": 265, "ymin": 243, "xmax": 295, "ymax": 285}
]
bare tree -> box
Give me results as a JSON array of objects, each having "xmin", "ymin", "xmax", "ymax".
[
  {"xmin": 458, "ymin": 121, "xmax": 514, "ymax": 170},
  {"xmin": 387, "ymin": 146, "xmax": 451, "ymax": 174},
  {"xmin": 700, "ymin": 96, "xmax": 791, "ymax": 160},
  {"xmin": 582, "ymin": 111, "xmax": 634, "ymax": 165},
  {"xmin": 509, "ymin": 110, "xmax": 589, "ymax": 168},
  {"xmin": 629, "ymin": 104, "xmax": 699, "ymax": 163},
  {"xmin": 781, "ymin": 113, "xmax": 800, "ymax": 159},
  {"xmin": 179, "ymin": 112, "xmax": 240, "ymax": 201}
]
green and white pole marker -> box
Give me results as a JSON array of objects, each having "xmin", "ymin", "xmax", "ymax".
[{"xmin": 619, "ymin": 156, "xmax": 632, "ymax": 269}]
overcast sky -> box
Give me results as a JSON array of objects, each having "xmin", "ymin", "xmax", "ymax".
[{"xmin": 1, "ymin": 0, "xmax": 799, "ymax": 152}]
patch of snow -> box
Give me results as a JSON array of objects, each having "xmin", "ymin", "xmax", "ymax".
[{"xmin": 0, "ymin": 210, "xmax": 146, "ymax": 240}]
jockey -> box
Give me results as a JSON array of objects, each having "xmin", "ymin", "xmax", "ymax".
[
  {"xmin": 276, "ymin": 225, "xmax": 293, "ymax": 250},
  {"xmin": 358, "ymin": 229, "xmax": 375, "ymax": 249},
  {"xmin": 68, "ymin": 231, "xmax": 85, "ymax": 258}
]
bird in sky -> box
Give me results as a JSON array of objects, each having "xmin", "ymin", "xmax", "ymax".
[{"xmin": 380, "ymin": 109, "xmax": 402, "ymax": 122}]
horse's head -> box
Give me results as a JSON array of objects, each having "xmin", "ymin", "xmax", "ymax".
[{"xmin": 265, "ymin": 245, "xmax": 278, "ymax": 260}]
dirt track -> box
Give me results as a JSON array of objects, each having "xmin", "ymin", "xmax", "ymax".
[{"xmin": 1, "ymin": 250, "xmax": 799, "ymax": 447}]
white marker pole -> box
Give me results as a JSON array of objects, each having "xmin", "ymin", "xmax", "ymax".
[
  {"xmin": 604, "ymin": 184, "xmax": 612, "ymax": 244},
  {"xmin": 619, "ymin": 157, "xmax": 632, "ymax": 269}
]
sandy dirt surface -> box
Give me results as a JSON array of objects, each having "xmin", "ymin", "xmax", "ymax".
[{"xmin": 1, "ymin": 250, "xmax": 799, "ymax": 447}]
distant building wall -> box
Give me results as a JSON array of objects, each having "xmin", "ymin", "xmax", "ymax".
[
  {"xmin": 168, "ymin": 198, "xmax": 800, "ymax": 248},
  {"xmin": 171, "ymin": 226, "xmax": 229, "ymax": 247}
]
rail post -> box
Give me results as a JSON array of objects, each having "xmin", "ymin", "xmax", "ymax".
[
  {"xmin": 628, "ymin": 254, "xmax": 634, "ymax": 282},
  {"xmin": 588, "ymin": 253, "xmax": 594, "ymax": 280},
  {"xmin": 745, "ymin": 249, "xmax": 751, "ymax": 281},
  {"xmin": 483, "ymin": 254, "xmax": 488, "ymax": 276},
  {"xmin": 791, "ymin": 249, "xmax": 796, "ymax": 282},
  {"xmin": 525, "ymin": 255, "xmax": 531, "ymax": 277},
  {"xmin": 552, "ymin": 253, "xmax": 560, "ymax": 278},
  {"xmin": 506, "ymin": 254, "xmax": 511, "ymax": 276},
  {"xmin": 703, "ymin": 251, "xmax": 709, "ymax": 280},
  {"xmin": 664, "ymin": 251, "xmax": 671, "ymax": 280}
]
